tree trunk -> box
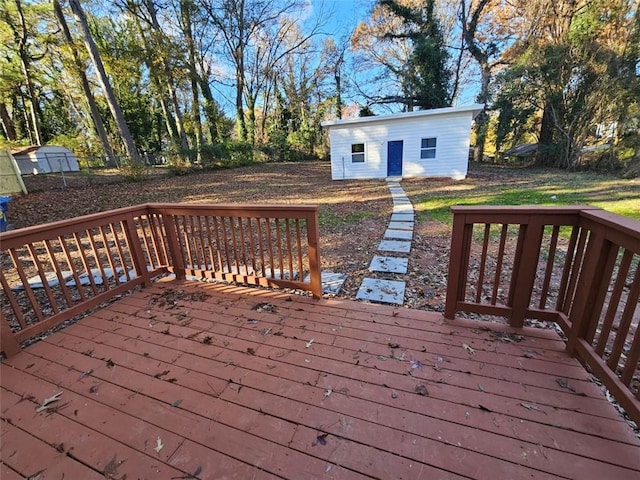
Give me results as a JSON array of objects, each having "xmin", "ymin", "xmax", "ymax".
[
  {"xmin": 0, "ymin": 102, "xmax": 17, "ymax": 141},
  {"xmin": 143, "ymin": 0, "xmax": 189, "ymax": 151},
  {"xmin": 68, "ymin": 0, "xmax": 139, "ymax": 162},
  {"xmin": 53, "ymin": 0, "xmax": 115, "ymax": 163},
  {"xmin": 181, "ymin": 0, "xmax": 203, "ymax": 162},
  {"xmin": 13, "ymin": 0, "xmax": 42, "ymax": 145},
  {"xmin": 335, "ymin": 64, "xmax": 342, "ymax": 119},
  {"xmin": 236, "ymin": 63, "xmax": 247, "ymax": 141},
  {"xmin": 536, "ymin": 99, "xmax": 555, "ymax": 166},
  {"xmin": 130, "ymin": 7, "xmax": 181, "ymax": 151},
  {"xmin": 246, "ymin": 93, "xmax": 256, "ymax": 146},
  {"xmin": 198, "ymin": 74, "xmax": 222, "ymax": 143},
  {"xmin": 472, "ymin": 64, "xmax": 491, "ymax": 163}
]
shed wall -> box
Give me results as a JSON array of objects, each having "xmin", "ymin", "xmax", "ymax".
[
  {"xmin": 15, "ymin": 146, "xmax": 80, "ymax": 175},
  {"xmin": 328, "ymin": 111, "xmax": 474, "ymax": 180}
]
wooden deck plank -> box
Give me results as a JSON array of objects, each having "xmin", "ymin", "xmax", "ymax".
[
  {"xmin": 33, "ymin": 316, "xmax": 640, "ymax": 470},
  {"xmin": 0, "ymin": 383, "xmax": 186, "ymax": 479},
  {"xmin": 1, "ymin": 462, "xmax": 25, "ymax": 480},
  {"xmin": 1, "ymin": 281, "xmax": 639, "ymax": 479},
  {"xmin": 106, "ymin": 291, "xmax": 603, "ymax": 395},
  {"xmin": 52, "ymin": 288, "xmax": 636, "ymax": 442},
  {"xmin": 93, "ymin": 290, "xmax": 629, "ymax": 433},
  {"xmin": 0, "ymin": 419, "xmax": 104, "ymax": 479}
]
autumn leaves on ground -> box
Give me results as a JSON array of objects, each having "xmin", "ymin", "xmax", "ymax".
[{"xmin": 13, "ymin": 161, "xmax": 640, "ymax": 310}]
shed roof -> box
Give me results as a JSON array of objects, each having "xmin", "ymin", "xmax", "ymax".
[
  {"xmin": 11, "ymin": 145, "xmax": 74, "ymax": 156},
  {"xmin": 11, "ymin": 146, "xmax": 40, "ymax": 156},
  {"xmin": 321, "ymin": 104, "xmax": 484, "ymax": 128}
]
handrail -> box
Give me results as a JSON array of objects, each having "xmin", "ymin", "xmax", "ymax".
[
  {"xmin": 445, "ymin": 205, "xmax": 640, "ymax": 425},
  {"xmin": 0, "ymin": 203, "xmax": 321, "ymax": 357}
]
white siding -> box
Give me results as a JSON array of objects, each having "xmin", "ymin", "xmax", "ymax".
[
  {"xmin": 15, "ymin": 146, "xmax": 80, "ymax": 174},
  {"xmin": 325, "ymin": 108, "xmax": 478, "ymax": 180}
]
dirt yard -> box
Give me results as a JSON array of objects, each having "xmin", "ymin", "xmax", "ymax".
[{"xmin": 9, "ymin": 161, "xmax": 639, "ymax": 312}]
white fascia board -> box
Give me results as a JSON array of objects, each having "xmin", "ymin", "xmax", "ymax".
[{"xmin": 321, "ymin": 104, "xmax": 485, "ymax": 128}]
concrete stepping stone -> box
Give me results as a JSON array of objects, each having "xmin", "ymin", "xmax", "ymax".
[
  {"xmin": 356, "ymin": 278, "xmax": 406, "ymax": 304},
  {"xmin": 390, "ymin": 213, "xmax": 414, "ymax": 222},
  {"xmin": 369, "ymin": 256, "xmax": 408, "ymax": 274},
  {"xmin": 303, "ymin": 271, "xmax": 347, "ymax": 294},
  {"xmin": 388, "ymin": 221, "xmax": 414, "ymax": 230},
  {"xmin": 384, "ymin": 229, "xmax": 413, "ymax": 240},
  {"xmin": 393, "ymin": 204, "xmax": 413, "ymax": 213},
  {"xmin": 378, "ymin": 240, "xmax": 411, "ymax": 253}
]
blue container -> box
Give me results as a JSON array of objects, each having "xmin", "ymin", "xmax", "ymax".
[{"xmin": 0, "ymin": 195, "xmax": 12, "ymax": 232}]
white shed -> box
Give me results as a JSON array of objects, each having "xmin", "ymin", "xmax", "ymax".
[
  {"xmin": 12, "ymin": 145, "xmax": 80, "ymax": 175},
  {"xmin": 321, "ymin": 104, "xmax": 483, "ymax": 180}
]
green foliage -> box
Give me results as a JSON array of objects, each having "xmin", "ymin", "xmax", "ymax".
[
  {"xmin": 119, "ymin": 159, "xmax": 148, "ymax": 182},
  {"xmin": 377, "ymin": 0, "xmax": 451, "ymax": 109},
  {"xmin": 197, "ymin": 142, "xmax": 259, "ymax": 169},
  {"xmin": 493, "ymin": 0, "xmax": 639, "ymax": 173}
]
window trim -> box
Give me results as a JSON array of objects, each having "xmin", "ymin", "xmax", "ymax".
[
  {"xmin": 351, "ymin": 142, "xmax": 366, "ymax": 163},
  {"xmin": 420, "ymin": 137, "xmax": 437, "ymax": 159}
]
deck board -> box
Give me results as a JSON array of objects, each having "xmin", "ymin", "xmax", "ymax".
[{"xmin": 1, "ymin": 280, "xmax": 639, "ymax": 479}]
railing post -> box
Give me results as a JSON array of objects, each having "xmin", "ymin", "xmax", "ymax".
[
  {"xmin": 307, "ymin": 208, "xmax": 322, "ymax": 299},
  {"xmin": 509, "ymin": 217, "xmax": 545, "ymax": 328},
  {"xmin": 445, "ymin": 210, "xmax": 470, "ymax": 319},
  {"xmin": 566, "ymin": 227, "xmax": 606, "ymax": 354},
  {"xmin": 123, "ymin": 212, "xmax": 152, "ymax": 287},
  {"xmin": 1, "ymin": 312, "xmax": 21, "ymax": 357},
  {"xmin": 160, "ymin": 211, "xmax": 186, "ymax": 280}
]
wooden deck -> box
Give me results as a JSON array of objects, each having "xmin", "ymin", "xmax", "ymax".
[{"xmin": 1, "ymin": 281, "xmax": 639, "ymax": 479}]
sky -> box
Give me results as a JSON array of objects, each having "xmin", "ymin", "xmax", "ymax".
[
  {"xmin": 311, "ymin": 0, "xmax": 373, "ymax": 38},
  {"xmin": 308, "ymin": 0, "xmax": 479, "ymax": 109}
]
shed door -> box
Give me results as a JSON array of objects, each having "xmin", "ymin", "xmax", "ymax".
[{"xmin": 387, "ymin": 140, "xmax": 403, "ymax": 176}]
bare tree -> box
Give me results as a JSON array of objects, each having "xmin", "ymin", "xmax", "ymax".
[
  {"xmin": 68, "ymin": 0, "xmax": 139, "ymax": 161},
  {"xmin": 52, "ymin": 0, "xmax": 115, "ymax": 162},
  {"xmin": 202, "ymin": 0, "xmax": 323, "ymax": 144},
  {"xmin": 3, "ymin": 0, "xmax": 44, "ymax": 144}
]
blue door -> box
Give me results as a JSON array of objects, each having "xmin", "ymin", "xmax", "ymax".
[{"xmin": 387, "ymin": 140, "xmax": 403, "ymax": 176}]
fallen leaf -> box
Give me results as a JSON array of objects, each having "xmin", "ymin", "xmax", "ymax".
[
  {"xmin": 78, "ymin": 369, "xmax": 93, "ymax": 380},
  {"xmin": 36, "ymin": 392, "xmax": 63, "ymax": 413},
  {"xmin": 324, "ymin": 388, "xmax": 332, "ymax": 399},
  {"xmin": 462, "ymin": 343, "xmax": 476, "ymax": 355},
  {"xmin": 154, "ymin": 436, "xmax": 164, "ymax": 453},
  {"xmin": 555, "ymin": 377, "xmax": 576, "ymax": 392},
  {"xmin": 106, "ymin": 359, "xmax": 115, "ymax": 368},
  {"xmin": 312, "ymin": 432, "xmax": 328, "ymax": 446},
  {"xmin": 377, "ymin": 355, "xmax": 387, "ymax": 361},
  {"xmin": 415, "ymin": 384, "xmax": 429, "ymax": 396},
  {"xmin": 388, "ymin": 341, "xmax": 400, "ymax": 348},
  {"xmin": 246, "ymin": 347, "xmax": 256, "ymax": 355},
  {"xmin": 203, "ymin": 336, "xmax": 213, "ymax": 344},
  {"xmin": 410, "ymin": 359, "xmax": 423, "ymax": 370},
  {"xmin": 172, "ymin": 399, "xmax": 183, "ymax": 408},
  {"xmin": 305, "ymin": 338, "xmax": 315, "ymax": 348},
  {"xmin": 520, "ymin": 402, "xmax": 545, "ymax": 413}
]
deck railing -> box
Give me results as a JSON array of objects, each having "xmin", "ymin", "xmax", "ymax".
[
  {"xmin": 445, "ymin": 205, "xmax": 640, "ymax": 425},
  {"xmin": 0, "ymin": 203, "xmax": 321, "ymax": 357}
]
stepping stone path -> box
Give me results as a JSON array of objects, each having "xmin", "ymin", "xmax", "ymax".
[{"xmin": 356, "ymin": 180, "xmax": 414, "ymax": 305}]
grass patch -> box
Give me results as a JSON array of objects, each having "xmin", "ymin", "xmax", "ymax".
[{"xmin": 412, "ymin": 166, "xmax": 640, "ymax": 225}]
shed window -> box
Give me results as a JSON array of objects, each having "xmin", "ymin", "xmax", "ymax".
[
  {"xmin": 351, "ymin": 143, "xmax": 365, "ymax": 163},
  {"xmin": 420, "ymin": 138, "xmax": 437, "ymax": 159}
]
